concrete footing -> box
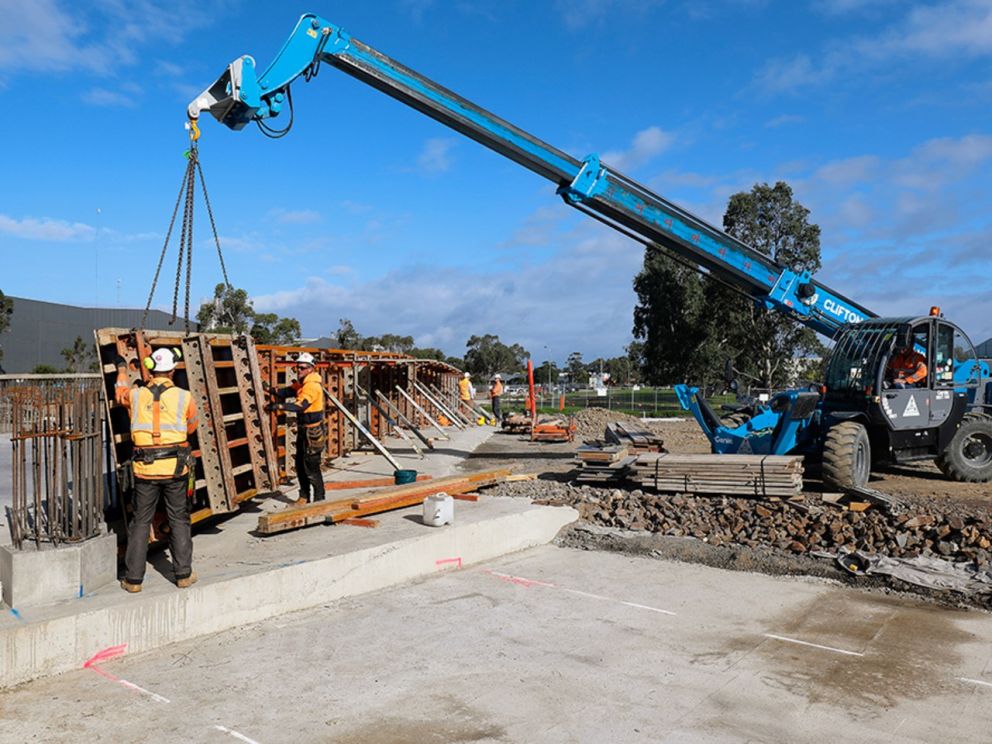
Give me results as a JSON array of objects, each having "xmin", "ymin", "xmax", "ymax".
[
  {"xmin": 0, "ymin": 532, "xmax": 117, "ymax": 609},
  {"xmin": 0, "ymin": 497, "xmax": 576, "ymax": 689}
]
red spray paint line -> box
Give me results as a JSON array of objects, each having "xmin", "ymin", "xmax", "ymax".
[
  {"xmin": 82, "ymin": 644, "xmax": 170, "ymax": 703},
  {"xmin": 435, "ymin": 557, "xmax": 463, "ymax": 569}
]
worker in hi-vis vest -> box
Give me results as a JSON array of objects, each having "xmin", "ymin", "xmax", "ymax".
[
  {"xmin": 268, "ymin": 352, "xmax": 326, "ymax": 506},
  {"xmin": 115, "ymin": 347, "xmax": 199, "ymax": 593},
  {"xmin": 459, "ymin": 371, "xmax": 473, "ymax": 401},
  {"xmin": 489, "ymin": 373, "xmax": 504, "ymax": 422}
]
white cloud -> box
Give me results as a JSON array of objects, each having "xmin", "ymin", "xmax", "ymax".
[
  {"xmin": 764, "ymin": 114, "xmax": 804, "ymax": 128},
  {"xmin": 269, "ymin": 208, "xmax": 322, "ymax": 225},
  {"xmin": 812, "ymin": 0, "xmax": 899, "ymax": 15},
  {"xmin": 553, "ymin": 0, "xmax": 664, "ymax": 30},
  {"xmin": 0, "ymin": 0, "xmax": 218, "ymax": 81},
  {"xmin": 756, "ymin": 0, "xmax": 992, "ymax": 94},
  {"xmin": 601, "ymin": 126, "xmax": 675, "ymax": 171},
  {"xmin": 0, "ymin": 214, "xmax": 97, "ymax": 241},
  {"xmin": 82, "ymin": 83, "xmax": 143, "ymax": 108},
  {"xmin": 254, "ymin": 220, "xmax": 645, "ymax": 360},
  {"xmin": 417, "ymin": 138, "xmax": 457, "ymax": 173}
]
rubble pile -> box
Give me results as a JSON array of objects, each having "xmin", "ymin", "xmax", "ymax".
[
  {"xmin": 485, "ymin": 480, "xmax": 992, "ymax": 568},
  {"xmin": 571, "ymin": 408, "xmax": 664, "ymax": 439}
]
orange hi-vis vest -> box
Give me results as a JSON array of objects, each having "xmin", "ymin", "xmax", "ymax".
[
  {"xmin": 117, "ymin": 377, "xmax": 198, "ymax": 478},
  {"xmin": 890, "ymin": 349, "xmax": 928, "ymax": 385},
  {"xmin": 459, "ymin": 377, "xmax": 472, "ymax": 400},
  {"xmin": 293, "ymin": 371, "xmax": 325, "ymax": 427},
  {"xmin": 491, "ymin": 380, "xmax": 504, "ymax": 397}
]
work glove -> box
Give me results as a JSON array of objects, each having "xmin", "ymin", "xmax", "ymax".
[
  {"xmin": 264, "ymin": 402, "xmax": 285, "ymax": 413},
  {"xmin": 113, "ymin": 355, "xmax": 128, "ymax": 369}
]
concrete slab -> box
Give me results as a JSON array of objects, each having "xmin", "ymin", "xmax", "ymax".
[{"xmin": 5, "ymin": 545, "xmax": 992, "ymax": 743}]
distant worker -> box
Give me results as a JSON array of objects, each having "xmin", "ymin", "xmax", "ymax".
[
  {"xmin": 489, "ymin": 373, "xmax": 504, "ymax": 421},
  {"xmin": 887, "ymin": 345, "xmax": 928, "ymax": 388},
  {"xmin": 459, "ymin": 371, "xmax": 473, "ymax": 402},
  {"xmin": 115, "ymin": 348, "xmax": 198, "ymax": 593},
  {"xmin": 268, "ymin": 352, "xmax": 326, "ymax": 506}
]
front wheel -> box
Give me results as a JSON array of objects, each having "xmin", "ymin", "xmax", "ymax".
[
  {"xmin": 822, "ymin": 421, "xmax": 871, "ymax": 490},
  {"xmin": 937, "ymin": 414, "xmax": 992, "ymax": 483}
]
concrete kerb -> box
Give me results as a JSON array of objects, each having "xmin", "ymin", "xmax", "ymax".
[{"xmin": 1, "ymin": 496, "xmax": 577, "ymax": 689}]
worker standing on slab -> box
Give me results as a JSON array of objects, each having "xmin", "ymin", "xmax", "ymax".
[
  {"xmin": 269, "ymin": 352, "xmax": 326, "ymax": 505},
  {"xmin": 115, "ymin": 348, "xmax": 199, "ymax": 593},
  {"xmin": 459, "ymin": 372, "xmax": 473, "ymax": 403},
  {"xmin": 489, "ymin": 373, "xmax": 504, "ymax": 422}
]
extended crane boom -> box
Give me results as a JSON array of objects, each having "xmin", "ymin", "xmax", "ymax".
[
  {"xmin": 188, "ymin": 12, "xmax": 873, "ymax": 339},
  {"xmin": 189, "ymin": 12, "xmax": 992, "ymax": 491}
]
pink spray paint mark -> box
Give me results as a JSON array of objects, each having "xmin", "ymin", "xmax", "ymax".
[
  {"xmin": 483, "ymin": 569, "xmax": 556, "ymax": 589},
  {"xmin": 435, "ymin": 557, "xmax": 463, "ymax": 569},
  {"xmin": 83, "ymin": 644, "xmax": 170, "ymax": 703}
]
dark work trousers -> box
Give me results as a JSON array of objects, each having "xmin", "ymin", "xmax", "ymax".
[
  {"xmin": 295, "ymin": 429, "xmax": 325, "ymax": 503},
  {"xmin": 491, "ymin": 396, "xmax": 502, "ymax": 421},
  {"xmin": 125, "ymin": 477, "xmax": 192, "ymax": 583}
]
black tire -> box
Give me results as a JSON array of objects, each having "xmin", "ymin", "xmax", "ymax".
[
  {"xmin": 822, "ymin": 421, "xmax": 871, "ymax": 490},
  {"xmin": 936, "ymin": 413, "xmax": 992, "ymax": 483}
]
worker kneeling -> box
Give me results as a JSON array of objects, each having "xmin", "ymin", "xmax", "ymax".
[
  {"xmin": 886, "ymin": 345, "xmax": 927, "ymax": 389},
  {"xmin": 116, "ymin": 348, "xmax": 199, "ymax": 593}
]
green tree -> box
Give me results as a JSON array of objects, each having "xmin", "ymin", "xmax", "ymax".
[
  {"xmin": 363, "ymin": 333, "xmax": 415, "ymax": 354},
  {"xmin": 61, "ymin": 336, "xmax": 97, "ymax": 372},
  {"xmin": 0, "ymin": 290, "xmax": 12, "ymax": 363},
  {"xmin": 604, "ymin": 355, "xmax": 633, "ymax": 385},
  {"xmin": 464, "ymin": 334, "xmax": 528, "ymax": 377},
  {"xmin": 409, "ymin": 347, "xmax": 447, "ymax": 361},
  {"xmin": 197, "ymin": 284, "xmax": 254, "ymax": 335},
  {"xmin": 334, "ymin": 318, "xmax": 362, "ymax": 349},
  {"xmin": 32, "ymin": 364, "xmax": 60, "ymax": 374},
  {"xmin": 707, "ymin": 181, "xmax": 826, "ymax": 388},
  {"xmin": 533, "ymin": 360, "xmax": 560, "ymax": 389},
  {"xmin": 632, "ymin": 249, "xmax": 711, "ymax": 385},
  {"xmin": 251, "ymin": 313, "xmax": 301, "ymax": 345},
  {"xmin": 566, "ymin": 351, "xmax": 589, "ymax": 385}
]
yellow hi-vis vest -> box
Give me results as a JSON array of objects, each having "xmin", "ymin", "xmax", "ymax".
[
  {"xmin": 459, "ymin": 377, "xmax": 472, "ymax": 400},
  {"xmin": 129, "ymin": 379, "xmax": 197, "ymax": 478}
]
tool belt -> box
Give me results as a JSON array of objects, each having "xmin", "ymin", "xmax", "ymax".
[
  {"xmin": 132, "ymin": 444, "xmax": 194, "ymax": 477},
  {"xmin": 302, "ymin": 420, "xmax": 327, "ymax": 454}
]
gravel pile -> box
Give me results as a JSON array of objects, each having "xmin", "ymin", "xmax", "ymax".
[{"xmin": 485, "ymin": 480, "xmax": 992, "ymax": 568}]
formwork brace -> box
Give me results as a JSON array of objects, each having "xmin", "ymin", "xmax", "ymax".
[
  {"xmin": 323, "ymin": 386, "xmax": 402, "ymax": 472},
  {"xmin": 395, "ymin": 385, "xmax": 449, "ymax": 440},
  {"xmin": 413, "ymin": 380, "xmax": 468, "ymax": 429},
  {"xmin": 355, "ymin": 383, "xmax": 424, "ymax": 459},
  {"xmin": 374, "ymin": 390, "xmax": 435, "ymax": 450}
]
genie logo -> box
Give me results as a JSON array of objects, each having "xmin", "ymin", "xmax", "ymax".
[{"xmin": 823, "ymin": 298, "xmax": 864, "ymax": 324}]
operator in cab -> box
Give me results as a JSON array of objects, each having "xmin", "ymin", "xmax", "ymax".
[{"xmin": 886, "ymin": 345, "xmax": 928, "ymax": 389}]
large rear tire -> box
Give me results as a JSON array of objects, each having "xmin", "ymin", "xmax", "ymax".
[
  {"xmin": 936, "ymin": 413, "xmax": 992, "ymax": 483},
  {"xmin": 822, "ymin": 421, "xmax": 871, "ymax": 490}
]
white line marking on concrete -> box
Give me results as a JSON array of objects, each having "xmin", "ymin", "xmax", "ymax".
[
  {"xmin": 958, "ymin": 677, "xmax": 992, "ymax": 689},
  {"xmin": 763, "ymin": 633, "xmax": 864, "ymax": 657},
  {"xmin": 118, "ymin": 679, "xmax": 171, "ymax": 704},
  {"xmin": 213, "ymin": 724, "xmax": 262, "ymax": 743},
  {"xmin": 484, "ymin": 570, "xmax": 675, "ymax": 615}
]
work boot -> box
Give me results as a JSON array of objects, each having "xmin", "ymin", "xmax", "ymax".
[
  {"xmin": 176, "ymin": 571, "xmax": 198, "ymax": 589},
  {"xmin": 120, "ymin": 580, "xmax": 142, "ymax": 593},
  {"xmin": 295, "ymin": 496, "xmax": 308, "ymax": 507}
]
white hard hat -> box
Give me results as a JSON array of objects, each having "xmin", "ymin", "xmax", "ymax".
[
  {"xmin": 463, "ymin": 372, "xmax": 470, "ymax": 377},
  {"xmin": 494, "ymin": 374, "xmax": 502, "ymax": 379},
  {"xmin": 296, "ymin": 352, "xmax": 315, "ymax": 366},
  {"xmin": 147, "ymin": 347, "xmax": 180, "ymax": 373}
]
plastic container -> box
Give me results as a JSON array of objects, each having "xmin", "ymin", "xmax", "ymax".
[
  {"xmin": 423, "ymin": 492, "xmax": 454, "ymax": 527},
  {"xmin": 394, "ymin": 469, "xmax": 418, "ymax": 485}
]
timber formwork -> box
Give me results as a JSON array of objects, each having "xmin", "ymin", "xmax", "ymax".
[{"xmin": 95, "ymin": 329, "xmax": 279, "ymax": 525}]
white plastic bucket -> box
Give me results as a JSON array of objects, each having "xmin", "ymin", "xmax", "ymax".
[{"xmin": 423, "ymin": 492, "xmax": 454, "ymax": 527}]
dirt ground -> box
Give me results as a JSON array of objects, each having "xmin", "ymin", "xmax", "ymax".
[{"xmin": 460, "ymin": 415, "xmax": 992, "ymax": 611}]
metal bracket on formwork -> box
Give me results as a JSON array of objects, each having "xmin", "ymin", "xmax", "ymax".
[
  {"xmin": 230, "ymin": 335, "xmax": 280, "ymax": 491},
  {"xmin": 355, "ymin": 383, "xmax": 424, "ymax": 459},
  {"xmin": 395, "ymin": 385, "xmax": 450, "ymax": 440},
  {"xmin": 323, "ymin": 386, "xmax": 402, "ymax": 472},
  {"xmin": 182, "ymin": 335, "xmax": 238, "ymax": 514},
  {"xmin": 412, "ymin": 380, "xmax": 467, "ymax": 429},
  {"xmin": 375, "ymin": 390, "xmax": 435, "ymax": 450}
]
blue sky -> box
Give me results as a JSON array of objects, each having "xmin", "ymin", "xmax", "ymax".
[{"xmin": 1, "ymin": 0, "xmax": 990, "ymax": 364}]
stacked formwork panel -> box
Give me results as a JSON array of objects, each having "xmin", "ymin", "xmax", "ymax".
[{"xmin": 95, "ymin": 329, "xmax": 279, "ymax": 525}]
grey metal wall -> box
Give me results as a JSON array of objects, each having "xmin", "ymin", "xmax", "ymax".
[{"xmin": 0, "ymin": 296, "xmax": 194, "ymax": 373}]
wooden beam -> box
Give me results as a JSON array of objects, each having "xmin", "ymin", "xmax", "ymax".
[{"xmin": 325, "ymin": 475, "xmax": 432, "ymax": 491}]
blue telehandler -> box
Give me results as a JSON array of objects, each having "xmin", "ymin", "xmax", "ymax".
[{"xmin": 187, "ymin": 12, "xmax": 992, "ymax": 490}]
